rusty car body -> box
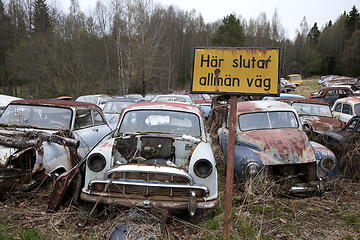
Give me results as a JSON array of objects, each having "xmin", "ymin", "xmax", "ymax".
[
  {"xmin": 320, "ymin": 116, "xmax": 360, "ymax": 152},
  {"xmin": 331, "ymin": 96, "xmax": 360, "ymax": 124},
  {"xmin": 49, "ymin": 102, "xmax": 218, "ymax": 216},
  {"xmin": 280, "ymin": 98, "xmax": 343, "ymax": 133},
  {"xmin": 309, "ymin": 85, "xmax": 356, "ymax": 106},
  {"xmin": 218, "ymin": 101, "xmax": 338, "ymax": 194},
  {"xmin": 0, "ymin": 99, "xmax": 112, "ymax": 191}
]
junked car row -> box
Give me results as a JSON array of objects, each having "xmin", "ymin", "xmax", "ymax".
[{"xmin": 0, "ymin": 83, "xmax": 356, "ymax": 218}]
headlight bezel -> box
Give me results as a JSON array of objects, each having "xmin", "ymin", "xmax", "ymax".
[
  {"xmin": 193, "ymin": 159, "xmax": 213, "ymax": 178},
  {"xmin": 87, "ymin": 153, "xmax": 107, "ymax": 172},
  {"xmin": 320, "ymin": 156, "xmax": 336, "ymax": 172}
]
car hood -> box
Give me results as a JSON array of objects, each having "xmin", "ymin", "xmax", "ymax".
[
  {"xmin": 0, "ymin": 128, "xmax": 77, "ymax": 167},
  {"xmin": 237, "ymin": 128, "xmax": 316, "ymax": 165},
  {"xmin": 300, "ymin": 116, "xmax": 342, "ymax": 132}
]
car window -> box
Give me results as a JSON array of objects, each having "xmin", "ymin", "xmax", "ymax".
[
  {"xmin": 239, "ymin": 111, "xmax": 299, "ymax": 131},
  {"xmin": 342, "ymin": 104, "xmax": 352, "ymax": 115},
  {"xmin": 92, "ymin": 109, "xmax": 106, "ymax": 126},
  {"xmin": 333, "ymin": 103, "xmax": 342, "ymax": 112},
  {"xmin": 355, "ymin": 104, "xmax": 360, "ymax": 116},
  {"xmin": 326, "ymin": 90, "xmax": 338, "ymax": 97},
  {"xmin": 74, "ymin": 109, "xmax": 93, "ymax": 129}
]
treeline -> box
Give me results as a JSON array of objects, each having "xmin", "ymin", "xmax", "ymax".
[{"xmin": 0, "ymin": 0, "xmax": 359, "ymax": 98}]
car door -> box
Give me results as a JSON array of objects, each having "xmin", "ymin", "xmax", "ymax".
[
  {"xmin": 341, "ymin": 103, "xmax": 354, "ymax": 123},
  {"xmin": 324, "ymin": 90, "xmax": 338, "ymax": 106},
  {"xmin": 332, "ymin": 102, "xmax": 342, "ymax": 119},
  {"xmin": 73, "ymin": 108, "xmax": 111, "ymax": 157}
]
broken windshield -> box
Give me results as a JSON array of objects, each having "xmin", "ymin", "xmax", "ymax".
[
  {"xmin": 118, "ymin": 110, "xmax": 201, "ymax": 137},
  {"xmin": 0, "ymin": 104, "xmax": 72, "ymax": 130}
]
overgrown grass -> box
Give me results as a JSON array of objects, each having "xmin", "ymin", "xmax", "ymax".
[{"xmin": 293, "ymin": 77, "xmax": 321, "ymax": 97}]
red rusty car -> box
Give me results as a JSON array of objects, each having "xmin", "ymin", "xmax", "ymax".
[
  {"xmin": 309, "ymin": 85, "xmax": 356, "ymax": 106},
  {"xmin": 279, "ymin": 98, "xmax": 343, "ymax": 133}
]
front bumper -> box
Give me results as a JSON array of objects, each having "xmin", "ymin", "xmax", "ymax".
[
  {"xmin": 288, "ymin": 177, "xmax": 338, "ymax": 195},
  {"xmin": 82, "ymin": 164, "xmax": 219, "ymax": 216}
]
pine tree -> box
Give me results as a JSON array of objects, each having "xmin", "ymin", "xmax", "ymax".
[
  {"xmin": 307, "ymin": 22, "xmax": 321, "ymax": 44},
  {"xmin": 212, "ymin": 14, "xmax": 245, "ymax": 47},
  {"xmin": 346, "ymin": 5, "xmax": 360, "ymax": 39},
  {"xmin": 33, "ymin": 0, "xmax": 51, "ymax": 33}
]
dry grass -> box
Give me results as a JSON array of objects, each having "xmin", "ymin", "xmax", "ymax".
[{"xmin": 1, "ymin": 79, "xmax": 360, "ymax": 239}]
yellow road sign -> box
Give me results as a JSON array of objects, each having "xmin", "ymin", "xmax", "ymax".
[{"xmin": 191, "ymin": 47, "xmax": 280, "ymax": 95}]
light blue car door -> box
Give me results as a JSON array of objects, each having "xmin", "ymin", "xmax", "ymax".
[{"xmin": 72, "ymin": 108, "xmax": 111, "ymax": 157}]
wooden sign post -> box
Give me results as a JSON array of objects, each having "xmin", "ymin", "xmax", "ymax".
[{"xmin": 191, "ymin": 47, "xmax": 280, "ymax": 240}]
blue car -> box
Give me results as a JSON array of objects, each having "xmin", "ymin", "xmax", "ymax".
[{"xmin": 218, "ymin": 101, "xmax": 338, "ymax": 194}]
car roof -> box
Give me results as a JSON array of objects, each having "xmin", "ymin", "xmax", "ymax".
[
  {"xmin": 279, "ymin": 93, "xmax": 305, "ymax": 98},
  {"xmin": 10, "ymin": 99, "xmax": 101, "ymax": 109},
  {"xmin": 105, "ymin": 98, "xmax": 139, "ymax": 103},
  {"xmin": 320, "ymin": 86, "xmax": 352, "ymax": 90},
  {"xmin": 237, "ymin": 100, "xmax": 296, "ymax": 115},
  {"xmin": 279, "ymin": 98, "xmax": 329, "ymax": 105},
  {"xmin": 333, "ymin": 96, "xmax": 360, "ymax": 104}
]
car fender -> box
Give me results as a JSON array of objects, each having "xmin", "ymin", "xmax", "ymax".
[
  {"xmin": 233, "ymin": 144, "xmax": 264, "ymax": 181},
  {"xmin": 189, "ymin": 142, "xmax": 218, "ymax": 200},
  {"xmin": 310, "ymin": 141, "xmax": 338, "ymax": 178}
]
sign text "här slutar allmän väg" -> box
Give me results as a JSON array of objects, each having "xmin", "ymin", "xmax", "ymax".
[{"xmin": 191, "ymin": 48, "xmax": 280, "ymax": 95}]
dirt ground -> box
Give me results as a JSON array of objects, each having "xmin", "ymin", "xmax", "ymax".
[{"xmin": 0, "ymin": 141, "xmax": 359, "ymax": 240}]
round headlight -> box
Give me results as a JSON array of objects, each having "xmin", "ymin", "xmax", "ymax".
[
  {"xmin": 321, "ymin": 157, "xmax": 336, "ymax": 172},
  {"xmin": 87, "ymin": 153, "xmax": 106, "ymax": 172},
  {"xmin": 245, "ymin": 162, "xmax": 261, "ymax": 178},
  {"xmin": 194, "ymin": 159, "xmax": 213, "ymax": 178}
]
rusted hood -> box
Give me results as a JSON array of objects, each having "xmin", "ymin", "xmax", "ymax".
[
  {"xmin": 237, "ymin": 128, "xmax": 316, "ymax": 165},
  {"xmin": 301, "ymin": 116, "xmax": 342, "ymax": 132}
]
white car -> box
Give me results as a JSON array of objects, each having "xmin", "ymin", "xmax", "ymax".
[
  {"xmin": 0, "ymin": 99, "xmax": 112, "ymax": 191},
  {"xmin": 332, "ymin": 96, "xmax": 360, "ymax": 123},
  {"xmin": 49, "ymin": 102, "xmax": 219, "ymax": 216}
]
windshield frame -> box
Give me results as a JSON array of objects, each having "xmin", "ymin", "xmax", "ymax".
[
  {"xmin": 291, "ymin": 102, "xmax": 333, "ymax": 117},
  {"xmin": 238, "ymin": 111, "xmax": 299, "ymax": 131},
  {"xmin": 117, "ymin": 109, "xmax": 203, "ymax": 138},
  {"xmin": 0, "ymin": 104, "xmax": 73, "ymax": 130}
]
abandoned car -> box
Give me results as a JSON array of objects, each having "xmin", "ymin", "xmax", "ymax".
[
  {"xmin": 0, "ymin": 99, "xmax": 112, "ymax": 191},
  {"xmin": 218, "ymin": 101, "xmax": 338, "ymax": 194},
  {"xmin": 331, "ymin": 96, "xmax": 360, "ymax": 124},
  {"xmin": 49, "ymin": 102, "xmax": 219, "ymax": 216},
  {"xmin": 309, "ymin": 85, "xmax": 356, "ymax": 106},
  {"xmin": 320, "ymin": 116, "xmax": 360, "ymax": 154},
  {"xmin": 102, "ymin": 98, "xmax": 139, "ymax": 130},
  {"xmin": 280, "ymin": 98, "xmax": 343, "ymax": 133}
]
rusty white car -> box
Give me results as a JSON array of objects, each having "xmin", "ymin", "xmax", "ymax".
[
  {"xmin": 218, "ymin": 101, "xmax": 338, "ymax": 194},
  {"xmin": 0, "ymin": 99, "xmax": 112, "ymax": 191},
  {"xmin": 49, "ymin": 102, "xmax": 218, "ymax": 216}
]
